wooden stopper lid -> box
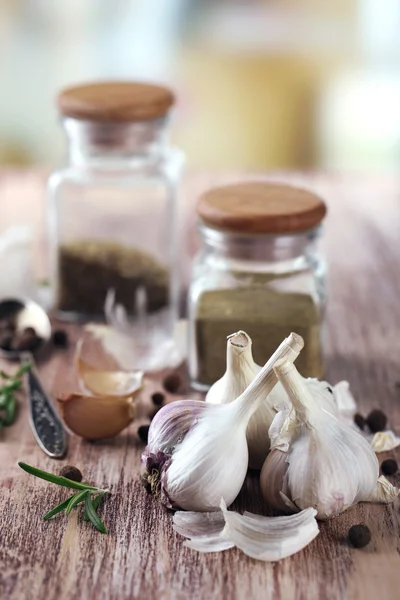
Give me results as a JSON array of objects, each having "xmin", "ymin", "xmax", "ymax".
[
  {"xmin": 57, "ymin": 81, "xmax": 175, "ymax": 122},
  {"xmin": 197, "ymin": 182, "xmax": 327, "ymax": 234}
]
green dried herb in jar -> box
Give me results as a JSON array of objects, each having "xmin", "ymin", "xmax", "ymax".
[
  {"xmin": 188, "ymin": 181, "xmax": 327, "ymax": 390},
  {"xmin": 58, "ymin": 240, "xmax": 169, "ymax": 315}
]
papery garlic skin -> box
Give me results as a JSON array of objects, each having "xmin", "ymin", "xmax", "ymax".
[
  {"xmin": 206, "ymin": 330, "xmax": 339, "ymax": 469},
  {"xmin": 173, "ymin": 499, "xmax": 319, "ymax": 562},
  {"xmin": 142, "ymin": 333, "xmax": 304, "ymax": 511},
  {"xmin": 260, "ymin": 360, "xmax": 398, "ymax": 520}
]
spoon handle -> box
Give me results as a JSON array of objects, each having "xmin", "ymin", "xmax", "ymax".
[{"xmin": 26, "ymin": 362, "xmax": 68, "ymax": 458}]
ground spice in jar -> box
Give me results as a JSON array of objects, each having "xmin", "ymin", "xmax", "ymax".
[
  {"xmin": 195, "ymin": 286, "xmax": 323, "ymax": 385},
  {"xmin": 189, "ymin": 181, "xmax": 327, "ymax": 389},
  {"xmin": 57, "ymin": 239, "xmax": 169, "ymax": 315}
]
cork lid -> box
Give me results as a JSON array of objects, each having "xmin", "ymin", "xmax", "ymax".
[
  {"xmin": 197, "ymin": 182, "xmax": 327, "ymax": 234},
  {"xmin": 57, "ymin": 81, "xmax": 175, "ymax": 122}
]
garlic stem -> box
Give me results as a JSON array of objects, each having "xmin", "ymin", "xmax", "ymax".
[
  {"xmin": 226, "ymin": 331, "xmax": 254, "ymax": 372},
  {"xmin": 232, "ymin": 333, "xmax": 304, "ymax": 423},
  {"xmin": 273, "ymin": 359, "xmax": 318, "ymax": 425}
]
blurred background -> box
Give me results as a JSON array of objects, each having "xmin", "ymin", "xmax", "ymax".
[{"xmin": 1, "ymin": 0, "xmax": 400, "ymax": 172}]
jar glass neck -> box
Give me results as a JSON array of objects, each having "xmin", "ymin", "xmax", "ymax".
[
  {"xmin": 199, "ymin": 225, "xmax": 321, "ymax": 263},
  {"xmin": 62, "ymin": 116, "xmax": 170, "ymax": 167}
]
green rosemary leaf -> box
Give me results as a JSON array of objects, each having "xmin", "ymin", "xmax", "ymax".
[
  {"xmin": 4, "ymin": 395, "xmax": 16, "ymax": 426},
  {"xmin": 65, "ymin": 490, "xmax": 88, "ymax": 515},
  {"xmin": 85, "ymin": 493, "xmax": 107, "ymax": 534},
  {"xmin": 83, "ymin": 492, "xmax": 104, "ymax": 521},
  {"xmin": 15, "ymin": 362, "xmax": 31, "ymax": 379},
  {"xmin": 3, "ymin": 380, "xmax": 22, "ymax": 394},
  {"xmin": 18, "ymin": 462, "xmax": 100, "ymax": 492},
  {"xmin": 0, "ymin": 392, "xmax": 8, "ymax": 407},
  {"xmin": 0, "ymin": 417, "xmax": 3, "ymax": 431},
  {"xmin": 0, "ymin": 370, "xmax": 10, "ymax": 380},
  {"xmin": 43, "ymin": 495, "xmax": 75, "ymax": 520}
]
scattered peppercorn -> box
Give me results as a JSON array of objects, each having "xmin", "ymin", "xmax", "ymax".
[
  {"xmin": 163, "ymin": 372, "xmax": 181, "ymax": 394},
  {"xmin": 151, "ymin": 392, "xmax": 165, "ymax": 406},
  {"xmin": 326, "ymin": 386, "xmax": 333, "ymax": 394},
  {"xmin": 381, "ymin": 458, "xmax": 398, "ymax": 476},
  {"xmin": 366, "ymin": 409, "xmax": 387, "ymax": 433},
  {"xmin": 52, "ymin": 329, "xmax": 69, "ymax": 348},
  {"xmin": 59, "ymin": 465, "xmax": 83, "ymax": 482},
  {"xmin": 138, "ymin": 425, "xmax": 150, "ymax": 444},
  {"xmin": 354, "ymin": 413, "xmax": 366, "ymax": 431},
  {"xmin": 348, "ymin": 524, "xmax": 371, "ymax": 548}
]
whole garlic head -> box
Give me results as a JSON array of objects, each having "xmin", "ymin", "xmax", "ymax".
[{"xmin": 260, "ymin": 360, "xmax": 399, "ymax": 520}]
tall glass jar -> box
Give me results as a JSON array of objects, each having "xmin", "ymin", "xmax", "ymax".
[
  {"xmin": 47, "ymin": 82, "xmax": 184, "ymax": 352},
  {"xmin": 188, "ymin": 182, "xmax": 327, "ymax": 391}
]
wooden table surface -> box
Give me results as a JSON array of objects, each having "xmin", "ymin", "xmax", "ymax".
[{"xmin": 1, "ymin": 171, "xmax": 400, "ymax": 600}]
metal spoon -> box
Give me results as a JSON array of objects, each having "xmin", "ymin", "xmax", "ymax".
[{"xmin": 0, "ymin": 297, "xmax": 67, "ymax": 458}]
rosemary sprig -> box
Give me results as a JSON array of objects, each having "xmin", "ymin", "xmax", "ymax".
[
  {"xmin": 0, "ymin": 362, "xmax": 30, "ymax": 429},
  {"xmin": 18, "ymin": 462, "xmax": 109, "ymax": 534}
]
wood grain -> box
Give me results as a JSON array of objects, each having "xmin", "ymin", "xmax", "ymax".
[{"xmin": 1, "ymin": 172, "xmax": 400, "ymax": 600}]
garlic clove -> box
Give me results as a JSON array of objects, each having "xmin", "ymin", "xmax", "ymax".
[
  {"xmin": 57, "ymin": 392, "xmax": 135, "ymax": 440},
  {"xmin": 364, "ymin": 475, "xmax": 400, "ymax": 503},
  {"xmin": 173, "ymin": 499, "xmax": 319, "ymax": 561},
  {"xmin": 75, "ymin": 340, "xmax": 143, "ymax": 397}
]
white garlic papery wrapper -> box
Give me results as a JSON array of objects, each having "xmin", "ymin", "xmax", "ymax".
[
  {"xmin": 206, "ymin": 330, "xmax": 340, "ymax": 469},
  {"xmin": 173, "ymin": 499, "xmax": 319, "ymax": 562},
  {"xmin": 142, "ymin": 333, "xmax": 304, "ymax": 511},
  {"xmin": 260, "ymin": 360, "xmax": 400, "ymax": 520}
]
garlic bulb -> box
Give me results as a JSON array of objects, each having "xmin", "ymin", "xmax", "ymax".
[
  {"xmin": 173, "ymin": 499, "xmax": 319, "ymax": 562},
  {"xmin": 260, "ymin": 360, "xmax": 399, "ymax": 519},
  {"xmin": 206, "ymin": 330, "xmax": 339, "ymax": 469},
  {"xmin": 142, "ymin": 332, "xmax": 304, "ymax": 511}
]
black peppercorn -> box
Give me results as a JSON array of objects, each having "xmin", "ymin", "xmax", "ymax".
[
  {"xmin": 366, "ymin": 409, "xmax": 387, "ymax": 433},
  {"xmin": 354, "ymin": 413, "xmax": 366, "ymax": 431},
  {"xmin": 163, "ymin": 372, "xmax": 181, "ymax": 394},
  {"xmin": 0, "ymin": 332, "xmax": 13, "ymax": 351},
  {"xmin": 52, "ymin": 329, "xmax": 69, "ymax": 348},
  {"xmin": 381, "ymin": 458, "xmax": 398, "ymax": 476},
  {"xmin": 348, "ymin": 524, "xmax": 371, "ymax": 548},
  {"xmin": 326, "ymin": 386, "xmax": 333, "ymax": 394},
  {"xmin": 60, "ymin": 465, "xmax": 83, "ymax": 482},
  {"xmin": 151, "ymin": 392, "xmax": 165, "ymax": 406},
  {"xmin": 138, "ymin": 425, "xmax": 150, "ymax": 444}
]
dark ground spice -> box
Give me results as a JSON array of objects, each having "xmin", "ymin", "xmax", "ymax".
[
  {"xmin": 195, "ymin": 286, "xmax": 323, "ymax": 386},
  {"xmin": 57, "ymin": 239, "xmax": 169, "ymax": 315}
]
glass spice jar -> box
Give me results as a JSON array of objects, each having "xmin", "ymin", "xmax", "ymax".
[
  {"xmin": 47, "ymin": 81, "xmax": 184, "ymax": 342},
  {"xmin": 188, "ymin": 181, "xmax": 327, "ymax": 391}
]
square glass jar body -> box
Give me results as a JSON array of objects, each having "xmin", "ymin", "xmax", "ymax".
[{"xmin": 47, "ymin": 117, "xmax": 184, "ymax": 340}]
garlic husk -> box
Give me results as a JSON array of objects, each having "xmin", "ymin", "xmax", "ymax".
[
  {"xmin": 75, "ymin": 340, "xmax": 143, "ymax": 397},
  {"xmin": 57, "ymin": 392, "xmax": 135, "ymax": 440},
  {"xmin": 370, "ymin": 431, "xmax": 400, "ymax": 452},
  {"xmin": 206, "ymin": 331, "xmax": 339, "ymax": 469},
  {"xmin": 260, "ymin": 360, "xmax": 399, "ymax": 520},
  {"xmin": 173, "ymin": 499, "xmax": 319, "ymax": 561},
  {"xmin": 142, "ymin": 332, "xmax": 304, "ymax": 511},
  {"xmin": 366, "ymin": 475, "xmax": 400, "ymax": 502}
]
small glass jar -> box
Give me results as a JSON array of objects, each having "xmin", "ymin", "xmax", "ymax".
[
  {"xmin": 188, "ymin": 182, "xmax": 327, "ymax": 390},
  {"xmin": 47, "ymin": 82, "xmax": 184, "ymax": 348}
]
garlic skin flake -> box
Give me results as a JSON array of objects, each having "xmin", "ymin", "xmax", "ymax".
[
  {"xmin": 206, "ymin": 330, "xmax": 339, "ymax": 469},
  {"xmin": 173, "ymin": 500, "xmax": 319, "ymax": 562},
  {"xmin": 370, "ymin": 431, "xmax": 400, "ymax": 453},
  {"xmin": 142, "ymin": 332, "xmax": 304, "ymax": 511},
  {"xmin": 260, "ymin": 360, "xmax": 399, "ymax": 520}
]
